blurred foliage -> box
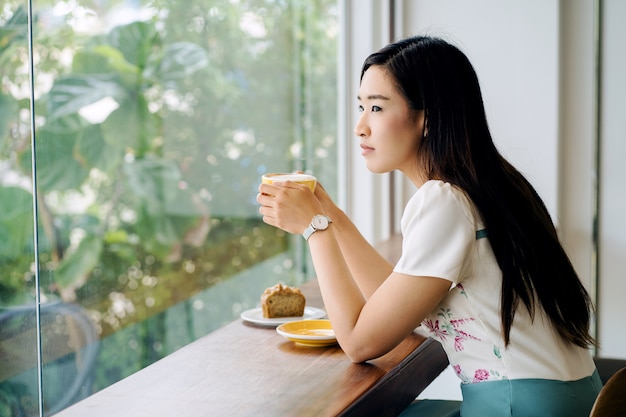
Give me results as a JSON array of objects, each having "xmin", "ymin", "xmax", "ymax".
[
  {"xmin": 0, "ymin": 0, "xmax": 338, "ymax": 403},
  {"xmin": 0, "ymin": 0, "xmax": 337, "ymax": 306}
]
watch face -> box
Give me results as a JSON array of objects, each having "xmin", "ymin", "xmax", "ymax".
[{"xmin": 312, "ymin": 215, "xmax": 328, "ymax": 229}]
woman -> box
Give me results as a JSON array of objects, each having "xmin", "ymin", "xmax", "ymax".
[{"xmin": 257, "ymin": 35, "xmax": 601, "ymax": 416}]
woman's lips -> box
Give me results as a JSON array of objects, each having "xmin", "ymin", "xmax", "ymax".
[{"xmin": 360, "ymin": 143, "xmax": 374, "ymax": 156}]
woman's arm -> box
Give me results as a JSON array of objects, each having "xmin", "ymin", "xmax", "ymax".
[
  {"xmin": 313, "ymin": 183, "xmax": 394, "ymax": 298},
  {"xmin": 307, "ymin": 227, "xmax": 451, "ymax": 362},
  {"xmin": 258, "ymin": 180, "xmax": 451, "ymax": 362}
]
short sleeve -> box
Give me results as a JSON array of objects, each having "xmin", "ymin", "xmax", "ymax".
[{"xmin": 393, "ymin": 181, "xmax": 476, "ymax": 283}]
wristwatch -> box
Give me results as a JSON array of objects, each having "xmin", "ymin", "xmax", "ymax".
[{"xmin": 303, "ymin": 215, "xmax": 332, "ymax": 241}]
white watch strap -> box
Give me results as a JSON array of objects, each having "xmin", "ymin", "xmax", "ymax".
[{"xmin": 303, "ymin": 225, "xmax": 316, "ymax": 241}]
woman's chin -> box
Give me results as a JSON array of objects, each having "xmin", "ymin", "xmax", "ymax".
[{"xmin": 364, "ymin": 162, "xmax": 392, "ymax": 174}]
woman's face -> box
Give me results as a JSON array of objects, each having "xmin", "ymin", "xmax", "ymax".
[{"xmin": 355, "ymin": 66, "xmax": 426, "ymax": 182}]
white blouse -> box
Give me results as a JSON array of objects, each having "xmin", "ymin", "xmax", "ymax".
[{"xmin": 394, "ymin": 180, "xmax": 595, "ymax": 384}]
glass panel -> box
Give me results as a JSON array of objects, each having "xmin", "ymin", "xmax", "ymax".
[
  {"xmin": 0, "ymin": 2, "xmax": 41, "ymax": 416},
  {"xmin": 0, "ymin": 0, "xmax": 338, "ymax": 415}
]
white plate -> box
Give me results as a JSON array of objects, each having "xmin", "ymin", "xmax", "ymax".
[{"xmin": 240, "ymin": 306, "xmax": 326, "ymax": 327}]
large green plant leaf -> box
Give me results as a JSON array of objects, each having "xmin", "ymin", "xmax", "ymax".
[
  {"xmin": 0, "ymin": 93, "xmax": 18, "ymax": 139},
  {"xmin": 41, "ymin": 112, "xmax": 90, "ymax": 133},
  {"xmin": 107, "ymin": 21, "xmax": 159, "ymax": 72},
  {"xmin": 100, "ymin": 98, "xmax": 160, "ymax": 151},
  {"xmin": 0, "ymin": 186, "xmax": 32, "ymax": 222},
  {"xmin": 72, "ymin": 47, "xmax": 138, "ymax": 77},
  {"xmin": 123, "ymin": 156, "xmax": 182, "ymax": 216},
  {"xmin": 76, "ymin": 124, "xmax": 122, "ymax": 173},
  {"xmin": 55, "ymin": 234, "xmax": 103, "ymax": 289},
  {"xmin": 0, "ymin": 5, "xmax": 28, "ymax": 62},
  {"xmin": 46, "ymin": 74, "xmax": 127, "ymax": 120},
  {"xmin": 32, "ymin": 127, "xmax": 90, "ymax": 191},
  {"xmin": 149, "ymin": 42, "xmax": 209, "ymax": 88},
  {"xmin": 0, "ymin": 186, "xmax": 33, "ymax": 260},
  {"xmin": 27, "ymin": 116, "xmax": 120, "ymax": 190},
  {"xmin": 134, "ymin": 208, "xmax": 179, "ymax": 254}
]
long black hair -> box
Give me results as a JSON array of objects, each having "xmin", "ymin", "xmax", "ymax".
[{"xmin": 362, "ymin": 35, "xmax": 595, "ymax": 348}]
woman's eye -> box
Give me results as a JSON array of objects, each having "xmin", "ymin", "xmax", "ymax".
[{"xmin": 357, "ymin": 104, "xmax": 381, "ymax": 113}]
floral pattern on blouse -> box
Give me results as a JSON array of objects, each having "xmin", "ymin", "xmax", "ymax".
[
  {"xmin": 422, "ymin": 284, "xmax": 508, "ymax": 384},
  {"xmin": 453, "ymin": 364, "xmax": 507, "ymax": 384},
  {"xmin": 423, "ymin": 307, "xmax": 480, "ymax": 352}
]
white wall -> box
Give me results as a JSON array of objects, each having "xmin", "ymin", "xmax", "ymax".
[{"xmin": 401, "ymin": 0, "xmax": 560, "ymax": 221}]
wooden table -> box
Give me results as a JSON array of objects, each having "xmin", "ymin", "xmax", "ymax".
[{"xmin": 54, "ymin": 279, "xmax": 448, "ymax": 417}]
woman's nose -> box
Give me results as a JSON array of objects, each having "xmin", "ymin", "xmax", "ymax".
[{"xmin": 354, "ymin": 113, "xmax": 369, "ymax": 138}]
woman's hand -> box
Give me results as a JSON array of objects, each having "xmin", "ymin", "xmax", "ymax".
[
  {"xmin": 311, "ymin": 181, "xmax": 341, "ymax": 219},
  {"xmin": 257, "ymin": 181, "xmax": 325, "ymax": 235}
]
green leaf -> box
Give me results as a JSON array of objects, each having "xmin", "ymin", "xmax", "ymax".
[
  {"xmin": 34, "ymin": 127, "xmax": 90, "ymax": 191},
  {"xmin": 55, "ymin": 234, "xmax": 103, "ymax": 289},
  {"xmin": 135, "ymin": 211, "xmax": 179, "ymax": 253},
  {"xmin": 151, "ymin": 42, "xmax": 209, "ymax": 87},
  {"xmin": 41, "ymin": 113, "xmax": 90, "ymax": 134},
  {"xmin": 493, "ymin": 345, "xmax": 502, "ymax": 359},
  {"xmin": 0, "ymin": 186, "xmax": 32, "ymax": 222},
  {"xmin": 72, "ymin": 47, "xmax": 137, "ymax": 77},
  {"xmin": 46, "ymin": 74, "xmax": 126, "ymax": 120},
  {"xmin": 0, "ymin": 5, "xmax": 28, "ymax": 59},
  {"xmin": 91, "ymin": 45, "xmax": 142, "ymax": 78},
  {"xmin": 0, "ymin": 186, "xmax": 34, "ymax": 260},
  {"xmin": 71, "ymin": 49, "xmax": 112, "ymax": 74},
  {"xmin": 123, "ymin": 156, "xmax": 181, "ymax": 213},
  {"xmin": 76, "ymin": 124, "xmax": 122, "ymax": 173},
  {"xmin": 104, "ymin": 229, "xmax": 129, "ymax": 244},
  {"xmin": 107, "ymin": 21, "xmax": 159, "ymax": 71},
  {"xmin": 100, "ymin": 99, "xmax": 160, "ymax": 152},
  {"xmin": 0, "ymin": 92, "xmax": 18, "ymax": 139}
]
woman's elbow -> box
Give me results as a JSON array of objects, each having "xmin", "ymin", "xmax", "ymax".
[
  {"xmin": 341, "ymin": 342, "xmax": 387, "ymax": 364},
  {"xmin": 346, "ymin": 352, "xmax": 374, "ymax": 363},
  {"xmin": 344, "ymin": 349, "xmax": 369, "ymax": 364}
]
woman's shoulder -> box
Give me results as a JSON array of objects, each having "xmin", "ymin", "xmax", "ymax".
[
  {"xmin": 407, "ymin": 180, "xmax": 480, "ymax": 226},
  {"xmin": 418, "ymin": 179, "xmax": 463, "ymax": 193},
  {"xmin": 412, "ymin": 180, "xmax": 471, "ymax": 207}
]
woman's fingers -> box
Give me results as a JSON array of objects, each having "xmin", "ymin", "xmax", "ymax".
[{"xmin": 257, "ymin": 180, "xmax": 322, "ymax": 234}]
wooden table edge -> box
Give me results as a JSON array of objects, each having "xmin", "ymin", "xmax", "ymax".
[{"xmin": 338, "ymin": 337, "xmax": 449, "ymax": 416}]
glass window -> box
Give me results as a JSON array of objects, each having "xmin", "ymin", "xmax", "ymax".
[{"xmin": 0, "ymin": 0, "xmax": 339, "ymax": 415}]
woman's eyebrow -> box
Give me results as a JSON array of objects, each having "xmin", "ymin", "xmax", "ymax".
[{"xmin": 357, "ymin": 94, "xmax": 391, "ymax": 101}]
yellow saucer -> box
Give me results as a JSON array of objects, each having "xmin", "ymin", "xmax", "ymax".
[{"xmin": 276, "ymin": 319, "xmax": 337, "ymax": 347}]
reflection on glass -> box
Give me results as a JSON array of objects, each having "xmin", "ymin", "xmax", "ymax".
[{"xmin": 0, "ymin": 0, "xmax": 338, "ymax": 415}]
